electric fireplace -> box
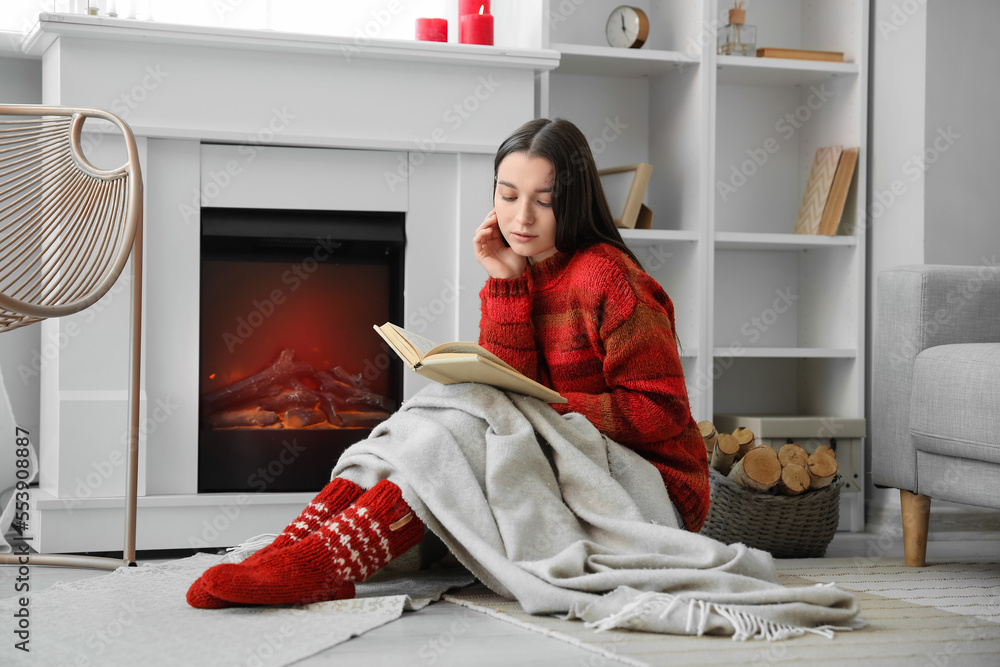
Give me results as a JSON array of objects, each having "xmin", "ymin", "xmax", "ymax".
[{"xmin": 198, "ymin": 208, "xmax": 405, "ymax": 492}]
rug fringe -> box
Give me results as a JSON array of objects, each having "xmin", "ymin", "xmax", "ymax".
[{"xmin": 586, "ymin": 591, "xmax": 852, "ymax": 641}]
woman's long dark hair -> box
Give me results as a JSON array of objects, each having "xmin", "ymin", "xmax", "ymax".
[{"xmin": 493, "ymin": 118, "xmax": 643, "ymax": 269}]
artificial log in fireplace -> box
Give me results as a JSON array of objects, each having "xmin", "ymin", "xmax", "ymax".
[{"xmin": 198, "ymin": 207, "xmax": 404, "ymax": 493}]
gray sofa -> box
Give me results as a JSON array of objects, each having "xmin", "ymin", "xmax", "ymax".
[{"xmin": 873, "ymin": 264, "xmax": 1000, "ymax": 566}]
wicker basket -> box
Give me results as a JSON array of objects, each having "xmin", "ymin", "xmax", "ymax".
[{"xmin": 699, "ymin": 467, "xmax": 844, "ymax": 558}]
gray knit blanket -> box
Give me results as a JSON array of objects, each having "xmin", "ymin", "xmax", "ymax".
[{"xmin": 332, "ymin": 383, "xmax": 862, "ymax": 640}]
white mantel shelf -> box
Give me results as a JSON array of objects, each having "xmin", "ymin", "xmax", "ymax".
[
  {"xmin": 23, "ymin": 13, "xmax": 560, "ymax": 71},
  {"xmin": 25, "ymin": 12, "xmax": 550, "ymax": 155}
]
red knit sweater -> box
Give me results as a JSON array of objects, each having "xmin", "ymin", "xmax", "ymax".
[{"xmin": 478, "ymin": 244, "xmax": 710, "ymax": 532}]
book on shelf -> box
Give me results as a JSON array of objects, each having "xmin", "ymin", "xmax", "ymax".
[
  {"xmin": 794, "ymin": 145, "xmax": 843, "ymax": 235},
  {"xmin": 373, "ymin": 322, "xmax": 567, "ymax": 404},
  {"xmin": 818, "ymin": 147, "xmax": 859, "ymax": 236},
  {"xmin": 756, "ymin": 47, "xmax": 845, "ymax": 62}
]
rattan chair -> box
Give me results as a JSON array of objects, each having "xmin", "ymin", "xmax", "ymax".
[{"xmin": 0, "ymin": 105, "xmax": 142, "ymax": 569}]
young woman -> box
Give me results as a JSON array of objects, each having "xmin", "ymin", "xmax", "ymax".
[
  {"xmin": 187, "ymin": 118, "xmax": 709, "ymax": 609},
  {"xmin": 474, "ymin": 118, "xmax": 708, "ymax": 532}
]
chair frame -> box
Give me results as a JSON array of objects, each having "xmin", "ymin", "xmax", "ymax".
[{"xmin": 0, "ymin": 105, "xmax": 142, "ymax": 570}]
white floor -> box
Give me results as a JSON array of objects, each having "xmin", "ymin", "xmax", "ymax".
[{"xmin": 5, "ymin": 529, "xmax": 999, "ymax": 667}]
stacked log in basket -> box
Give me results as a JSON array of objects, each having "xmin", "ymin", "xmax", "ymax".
[
  {"xmin": 699, "ymin": 421, "xmax": 839, "ymax": 495},
  {"xmin": 698, "ymin": 420, "xmax": 844, "ymax": 558}
]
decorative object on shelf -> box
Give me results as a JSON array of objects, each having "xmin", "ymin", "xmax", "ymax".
[
  {"xmin": 86, "ymin": 1, "xmax": 98, "ymax": 16},
  {"xmin": 756, "ymin": 47, "xmax": 845, "ymax": 63},
  {"xmin": 793, "ymin": 145, "xmax": 843, "ymax": 235},
  {"xmin": 107, "ymin": 0, "xmax": 118, "ymax": 17},
  {"xmin": 458, "ymin": 0, "xmax": 488, "ymax": 24},
  {"xmin": 598, "ymin": 163, "xmax": 653, "ymax": 229},
  {"xmin": 818, "ymin": 147, "xmax": 859, "ymax": 236},
  {"xmin": 459, "ymin": 3, "xmax": 494, "ymax": 46},
  {"xmin": 717, "ymin": 0, "xmax": 756, "ymax": 57},
  {"xmin": 605, "ymin": 6, "xmax": 649, "ymax": 49},
  {"xmin": 415, "ymin": 18, "xmax": 448, "ymax": 42}
]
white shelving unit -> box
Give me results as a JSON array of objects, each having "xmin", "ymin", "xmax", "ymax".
[{"xmin": 539, "ymin": 0, "xmax": 869, "ymax": 530}]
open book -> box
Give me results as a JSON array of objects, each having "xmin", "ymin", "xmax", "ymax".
[{"xmin": 373, "ymin": 323, "xmax": 566, "ymax": 404}]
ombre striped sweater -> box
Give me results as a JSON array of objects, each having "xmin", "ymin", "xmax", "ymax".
[{"xmin": 479, "ymin": 243, "xmax": 710, "ymax": 532}]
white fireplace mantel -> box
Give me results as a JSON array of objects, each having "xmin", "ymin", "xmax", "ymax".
[{"xmin": 27, "ymin": 13, "xmax": 558, "ymax": 552}]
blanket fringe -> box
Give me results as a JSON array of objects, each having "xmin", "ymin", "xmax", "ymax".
[
  {"xmin": 215, "ymin": 534, "xmax": 278, "ymax": 564},
  {"xmin": 586, "ymin": 591, "xmax": 851, "ymax": 641}
]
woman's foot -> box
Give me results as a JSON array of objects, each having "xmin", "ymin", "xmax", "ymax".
[
  {"xmin": 186, "ymin": 478, "xmax": 364, "ymax": 609},
  {"xmin": 199, "ymin": 480, "xmax": 423, "ymax": 606}
]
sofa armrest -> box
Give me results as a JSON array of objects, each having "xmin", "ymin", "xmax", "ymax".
[{"xmin": 872, "ymin": 264, "xmax": 1000, "ymax": 490}]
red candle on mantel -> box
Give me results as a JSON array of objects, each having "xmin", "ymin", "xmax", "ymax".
[
  {"xmin": 458, "ymin": 0, "xmax": 490, "ymax": 22},
  {"xmin": 415, "ymin": 18, "xmax": 448, "ymax": 42},
  {"xmin": 460, "ymin": 5, "xmax": 494, "ymax": 45}
]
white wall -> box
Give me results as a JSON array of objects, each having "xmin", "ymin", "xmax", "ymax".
[{"xmin": 924, "ymin": 0, "xmax": 1000, "ymax": 267}]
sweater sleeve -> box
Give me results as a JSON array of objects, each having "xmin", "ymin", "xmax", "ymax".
[
  {"xmin": 553, "ymin": 272, "xmax": 694, "ymax": 451},
  {"xmin": 478, "ymin": 275, "xmax": 551, "ymax": 385}
]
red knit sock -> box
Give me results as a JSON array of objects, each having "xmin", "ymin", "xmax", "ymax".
[
  {"xmin": 200, "ymin": 480, "xmax": 423, "ymax": 606},
  {"xmin": 186, "ymin": 478, "xmax": 364, "ymax": 609}
]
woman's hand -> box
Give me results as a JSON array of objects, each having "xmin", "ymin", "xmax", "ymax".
[{"xmin": 474, "ymin": 209, "xmax": 525, "ymax": 279}]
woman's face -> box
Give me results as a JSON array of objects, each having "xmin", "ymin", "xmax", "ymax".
[{"xmin": 494, "ymin": 152, "xmax": 558, "ymax": 264}]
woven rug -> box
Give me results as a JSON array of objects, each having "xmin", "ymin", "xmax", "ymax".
[
  {"xmin": 443, "ymin": 559, "xmax": 1000, "ymax": 667},
  {"xmin": 0, "ymin": 552, "xmax": 474, "ymax": 667}
]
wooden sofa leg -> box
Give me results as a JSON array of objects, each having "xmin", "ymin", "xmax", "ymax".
[{"xmin": 900, "ymin": 489, "xmax": 931, "ymax": 567}]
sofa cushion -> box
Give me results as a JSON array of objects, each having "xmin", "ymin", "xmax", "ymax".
[{"xmin": 910, "ymin": 343, "xmax": 1000, "ymax": 465}]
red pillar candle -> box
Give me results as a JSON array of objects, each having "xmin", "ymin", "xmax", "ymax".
[
  {"xmin": 460, "ymin": 5, "xmax": 494, "ymax": 45},
  {"xmin": 415, "ymin": 18, "xmax": 448, "ymax": 42},
  {"xmin": 458, "ymin": 0, "xmax": 490, "ymax": 21}
]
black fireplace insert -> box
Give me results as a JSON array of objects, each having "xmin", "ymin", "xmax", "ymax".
[{"xmin": 198, "ymin": 207, "xmax": 404, "ymax": 492}]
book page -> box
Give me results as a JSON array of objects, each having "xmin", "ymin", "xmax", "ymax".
[{"xmin": 386, "ymin": 323, "xmax": 439, "ymax": 359}]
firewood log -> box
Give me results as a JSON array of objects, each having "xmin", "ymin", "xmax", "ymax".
[
  {"xmin": 711, "ymin": 432, "xmax": 741, "ymax": 476},
  {"xmin": 201, "ymin": 349, "xmax": 312, "ymax": 415},
  {"xmin": 733, "ymin": 427, "xmax": 756, "ymax": 457},
  {"xmin": 699, "ymin": 421, "xmax": 718, "ymax": 459},
  {"xmin": 807, "ymin": 450, "xmax": 839, "ymax": 489},
  {"xmin": 728, "ymin": 445, "xmax": 781, "ymax": 492},
  {"xmin": 815, "ymin": 444, "xmax": 835, "ymax": 459},
  {"xmin": 208, "ymin": 408, "xmax": 280, "ymax": 429},
  {"xmin": 258, "ymin": 388, "xmax": 321, "ymax": 414},
  {"xmin": 778, "ymin": 443, "xmax": 809, "ymax": 469},
  {"xmin": 777, "ymin": 462, "xmax": 811, "ymax": 496},
  {"xmin": 282, "ymin": 407, "xmax": 327, "ymax": 429}
]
